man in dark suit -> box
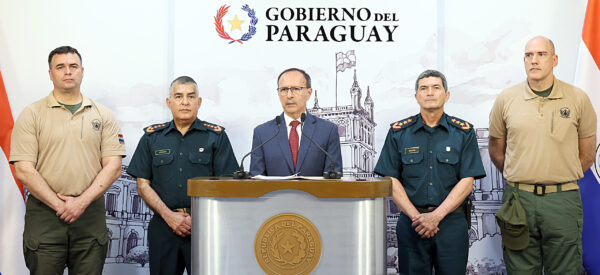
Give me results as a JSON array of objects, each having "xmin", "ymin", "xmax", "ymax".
[{"xmin": 250, "ymin": 68, "xmax": 342, "ymax": 176}]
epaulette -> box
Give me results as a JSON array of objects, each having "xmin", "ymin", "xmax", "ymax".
[
  {"xmin": 144, "ymin": 122, "xmax": 169, "ymax": 134},
  {"xmin": 202, "ymin": 121, "xmax": 224, "ymax": 133},
  {"xmin": 447, "ymin": 116, "xmax": 472, "ymax": 131},
  {"xmin": 390, "ymin": 115, "xmax": 417, "ymax": 131}
]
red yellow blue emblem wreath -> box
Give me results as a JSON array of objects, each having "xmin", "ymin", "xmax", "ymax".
[{"xmin": 214, "ymin": 4, "xmax": 258, "ymax": 44}]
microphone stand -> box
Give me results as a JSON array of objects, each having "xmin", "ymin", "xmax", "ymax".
[
  {"xmin": 233, "ymin": 116, "xmax": 282, "ymax": 179},
  {"xmin": 300, "ymin": 113, "xmax": 342, "ymax": 179}
]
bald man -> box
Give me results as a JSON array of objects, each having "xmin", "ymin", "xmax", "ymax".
[{"xmin": 489, "ymin": 36, "xmax": 596, "ymax": 274}]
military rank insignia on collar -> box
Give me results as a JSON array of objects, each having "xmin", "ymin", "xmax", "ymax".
[
  {"xmin": 203, "ymin": 122, "xmax": 223, "ymax": 132},
  {"xmin": 448, "ymin": 117, "xmax": 472, "ymax": 131},
  {"xmin": 144, "ymin": 123, "xmax": 168, "ymax": 133},
  {"xmin": 391, "ymin": 117, "xmax": 415, "ymax": 130}
]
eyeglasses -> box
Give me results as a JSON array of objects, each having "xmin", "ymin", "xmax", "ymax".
[{"xmin": 277, "ymin": 86, "xmax": 307, "ymax": 95}]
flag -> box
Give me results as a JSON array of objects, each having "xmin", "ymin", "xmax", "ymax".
[
  {"xmin": 574, "ymin": 0, "xmax": 600, "ymax": 273},
  {"xmin": 0, "ymin": 69, "xmax": 28, "ymax": 274},
  {"xmin": 336, "ymin": 50, "xmax": 356, "ymax": 72}
]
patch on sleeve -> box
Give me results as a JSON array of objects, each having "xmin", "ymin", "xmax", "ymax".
[
  {"xmin": 448, "ymin": 116, "xmax": 472, "ymax": 131},
  {"xmin": 118, "ymin": 134, "xmax": 125, "ymax": 144}
]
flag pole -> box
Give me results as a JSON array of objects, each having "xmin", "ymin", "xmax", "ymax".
[{"xmin": 335, "ymin": 53, "xmax": 338, "ymax": 109}]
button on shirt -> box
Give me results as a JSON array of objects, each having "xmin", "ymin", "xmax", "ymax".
[
  {"xmin": 126, "ymin": 119, "xmax": 239, "ymax": 209},
  {"xmin": 374, "ymin": 113, "xmax": 486, "ymax": 206}
]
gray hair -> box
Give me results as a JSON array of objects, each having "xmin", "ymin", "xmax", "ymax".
[
  {"xmin": 169, "ymin": 76, "xmax": 198, "ymax": 95},
  {"xmin": 414, "ymin": 69, "xmax": 448, "ymax": 92}
]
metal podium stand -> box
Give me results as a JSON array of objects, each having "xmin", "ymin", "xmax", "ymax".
[{"xmin": 188, "ymin": 177, "xmax": 391, "ymax": 275}]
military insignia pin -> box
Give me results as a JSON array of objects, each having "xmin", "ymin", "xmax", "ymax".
[
  {"xmin": 560, "ymin": 107, "xmax": 570, "ymax": 118},
  {"xmin": 91, "ymin": 119, "xmax": 101, "ymax": 131}
]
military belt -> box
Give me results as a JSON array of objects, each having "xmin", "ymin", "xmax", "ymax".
[
  {"xmin": 173, "ymin": 208, "xmax": 191, "ymax": 214},
  {"xmin": 507, "ymin": 181, "xmax": 579, "ymax": 196}
]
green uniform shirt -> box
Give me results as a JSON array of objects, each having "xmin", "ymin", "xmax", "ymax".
[
  {"xmin": 127, "ymin": 118, "xmax": 239, "ymax": 209},
  {"xmin": 374, "ymin": 113, "xmax": 486, "ymax": 206}
]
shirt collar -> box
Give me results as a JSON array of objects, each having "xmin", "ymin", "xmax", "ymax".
[
  {"xmin": 284, "ymin": 112, "xmax": 304, "ymax": 126},
  {"xmin": 523, "ymin": 76, "xmax": 563, "ymax": 100},
  {"xmin": 163, "ymin": 118, "xmax": 202, "ymax": 135},
  {"xmin": 46, "ymin": 92, "xmax": 93, "ymax": 108},
  {"xmin": 412, "ymin": 113, "xmax": 449, "ymax": 133}
]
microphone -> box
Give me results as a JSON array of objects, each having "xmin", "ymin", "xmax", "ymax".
[
  {"xmin": 233, "ymin": 116, "xmax": 282, "ymax": 179},
  {"xmin": 300, "ymin": 113, "xmax": 342, "ymax": 179}
]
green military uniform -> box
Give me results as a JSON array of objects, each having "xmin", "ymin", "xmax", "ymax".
[
  {"xmin": 126, "ymin": 118, "xmax": 238, "ymax": 275},
  {"xmin": 374, "ymin": 113, "xmax": 486, "ymax": 275}
]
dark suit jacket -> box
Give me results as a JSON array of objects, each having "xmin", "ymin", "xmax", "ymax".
[{"xmin": 250, "ymin": 112, "xmax": 342, "ymax": 176}]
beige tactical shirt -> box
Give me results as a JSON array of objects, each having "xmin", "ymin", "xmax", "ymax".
[
  {"xmin": 489, "ymin": 78, "xmax": 596, "ymax": 184},
  {"xmin": 9, "ymin": 92, "xmax": 126, "ymax": 195}
]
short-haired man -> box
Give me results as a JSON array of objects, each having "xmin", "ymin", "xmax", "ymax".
[
  {"xmin": 10, "ymin": 46, "xmax": 126, "ymax": 274},
  {"xmin": 127, "ymin": 76, "xmax": 238, "ymax": 275},
  {"xmin": 250, "ymin": 68, "xmax": 342, "ymax": 176},
  {"xmin": 374, "ymin": 70, "xmax": 486, "ymax": 274},
  {"xmin": 489, "ymin": 36, "xmax": 596, "ymax": 274}
]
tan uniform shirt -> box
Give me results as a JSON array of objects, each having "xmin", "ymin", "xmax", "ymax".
[
  {"xmin": 9, "ymin": 92, "xmax": 126, "ymax": 195},
  {"xmin": 489, "ymin": 77, "xmax": 597, "ymax": 184}
]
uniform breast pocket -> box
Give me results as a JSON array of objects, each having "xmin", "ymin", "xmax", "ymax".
[
  {"xmin": 189, "ymin": 151, "xmax": 212, "ymax": 165},
  {"xmin": 152, "ymin": 154, "xmax": 174, "ymax": 181},
  {"xmin": 551, "ymin": 110, "xmax": 577, "ymax": 141},
  {"xmin": 401, "ymin": 152, "xmax": 424, "ymax": 179},
  {"xmin": 436, "ymin": 152, "xmax": 458, "ymax": 184}
]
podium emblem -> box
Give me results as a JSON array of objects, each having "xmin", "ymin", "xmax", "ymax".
[{"xmin": 255, "ymin": 213, "xmax": 322, "ymax": 275}]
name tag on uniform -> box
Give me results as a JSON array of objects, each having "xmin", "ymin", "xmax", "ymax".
[
  {"xmin": 155, "ymin": 149, "xmax": 171, "ymax": 155},
  {"xmin": 404, "ymin": 147, "xmax": 420, "ymax": 154}
]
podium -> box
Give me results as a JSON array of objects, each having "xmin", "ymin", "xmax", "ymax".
[{"xmin": 188, "ymin": 177, "xmax": 392, "ymax": 275}]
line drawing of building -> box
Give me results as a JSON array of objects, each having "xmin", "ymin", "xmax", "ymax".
[
  {"xmin": 470, "ymin": 128, "xmax": 504, "ymax": 244},
  {"xmin": 309, "ymin": 69, "xmax": 377, "ymax": 178},
  {"xmin": 104, "ymin": 166, "xmax": 152, "ymax": 265}
]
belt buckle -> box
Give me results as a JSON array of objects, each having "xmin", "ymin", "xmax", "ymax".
[
  {"xmin": 175, "ymin": 208, "xmax": 188, "ymax": 214},
  {"xmin": 534, "ymin": 184, "xmax": 546, "ymax": 196}
]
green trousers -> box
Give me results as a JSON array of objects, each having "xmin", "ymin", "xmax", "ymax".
[
  {"xmin": 23, "ymin": 195, "xmax": 108, "ymax": 275},
  {"xmin": 396, "ymin": 211, "xmax": 469, "ymax": 275},
  {"xmin": 502, "ymin": 184, "xmax": 583, "ymax": 275}
]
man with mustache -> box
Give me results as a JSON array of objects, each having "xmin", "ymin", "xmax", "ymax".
[
  {"xmin": 374, "ymin": 69, "xmax": 486, "ymax": 274},
  {"xmin": 10, "ymin": 46, "xmax": 126, "ymax": 274},
  {"xmin": 127, "ymin": 76, "xmax": 238, "ymax": 275},
  {"xmin": 489, "ymin": 36, "xmax": 596, "ymax": 274},
  {"xmin": 250, "ymin": 68, "xmax": 342, "ymax": 176}
]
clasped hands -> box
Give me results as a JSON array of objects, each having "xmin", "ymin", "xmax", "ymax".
[
  {"xmin": 411, "ymin": 212, "xmax": 442, "ymax": 239},
  {"xmin": 165, "ymin": 211, "xmax": 192, "ymax": 238},
  {"xmin": 55, "ymin": 194, "xmax": 89, "ymax": 224}
]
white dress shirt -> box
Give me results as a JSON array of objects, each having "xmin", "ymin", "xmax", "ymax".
[{"xmin": 284, "ymin": 112, "xmax": 304, "ymax": 144}]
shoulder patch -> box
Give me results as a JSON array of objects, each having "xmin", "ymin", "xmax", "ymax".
[
  {"xmin": 203, "ymin": 122, "xmax": 223, "ymax": 133},
  {"xmin": 144, "ymin": 123, "xmax": 168, "ymax": 134},
  {"xmin": 447, "ymin": 116, "xmax": 472, "ymax": 131},
  {"xmin": 390, "ymin": 116, "xmax": 417, "ymax": 131}
]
